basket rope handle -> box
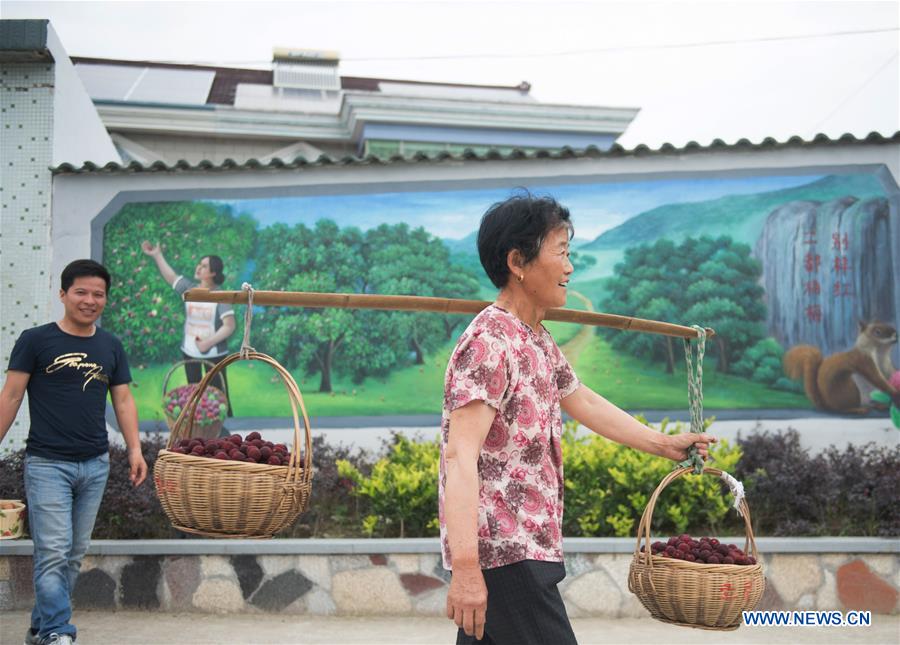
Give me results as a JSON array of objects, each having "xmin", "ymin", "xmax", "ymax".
[
  {"xmin": 166, "ymin": 352, "xmax": 313, "ymax": 486},
  {"xmin": 678, "ymin": 325, "xmax": 707, "ymax": 474},
  {"xmin": 633, "ymin": 466, "xmax": 759, "ymax": 568},
  {"xmin": 240, "ymin": 282, "xmax": 255, "ymax": 359}
]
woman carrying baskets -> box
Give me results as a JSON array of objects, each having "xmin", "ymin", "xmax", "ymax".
[
  {"xmin": 441, "ymin": 194, "xmax": 716, "ymax": 644},
  {"xmin": 141, "ymin": 241, "xmax": 235, "ymax": 417}
]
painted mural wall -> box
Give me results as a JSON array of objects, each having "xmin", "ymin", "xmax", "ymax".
[{"xmin": 99, "ymin": 171, "xmax": 899, "ymax": 426}]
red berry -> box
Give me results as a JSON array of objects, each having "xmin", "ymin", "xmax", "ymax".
[
  {"xmin": 710, "ymin": 538, "xmax": 720, "ymax": 546},
  {"xmin": 677, "ymin": 543, "xmax": 691, "ymax": 553},
  {"xmin": 246, "ymin": 431, "xmax": 262, "ymax": 442},
  {"xmin": 247, "ymin": 447, "xmax": 262, "ymax": 462},
  {"xmin": 214, "ymin": 451, "xmax": 228, "ymax": 459},
  {"xmin": 723, "ymin": 556, "xmax": 734, "ymax": 565},
  {"xmin": 267, "ymin": 455, "xmax": 282, "ymax": 466},
  {"xmin": 707, "ymin": 555, "xmax": 720, "ymax": 564},
  {"xmin": 228, "ymin": 434, "xmax": 242, "ymax": 445},
  {"xmin": 667, "ymin": 537, "xmax": 678, "ymax": 546}
]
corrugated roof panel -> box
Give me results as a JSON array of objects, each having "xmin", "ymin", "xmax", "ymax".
[{"xmin": 51, "ymin": 131, "xmax": 900, "ymax": 174}]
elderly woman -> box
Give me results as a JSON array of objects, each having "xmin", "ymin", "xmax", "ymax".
[{"xmin": 440, "ymin": 194, "xmax": 715, "ymax": 644}]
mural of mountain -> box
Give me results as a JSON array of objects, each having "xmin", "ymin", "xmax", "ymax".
[
  {"xmin": 582, "ymin": 174, "xmax": 885, "ymax": 251},
  {"xmin": 755, "ymin": 195, "xmax": 895, "ymax": 356},
  {"xmin": 442, "ymin": 230, "xmax": 478, "ymax": 254}
]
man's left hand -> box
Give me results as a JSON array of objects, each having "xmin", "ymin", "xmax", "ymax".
[{"xmin": 128, "ymin": 449, "xmax": 148, "ymax": 487}]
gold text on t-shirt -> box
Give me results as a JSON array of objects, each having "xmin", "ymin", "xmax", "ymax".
[{"xmin": 46, "ymin": 352, "xmax": 110, "ymax": 391}]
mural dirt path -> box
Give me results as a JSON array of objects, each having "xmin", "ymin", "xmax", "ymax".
[{"xmin": 560, "ymin": 290, "xmax": 595, "ymax": 363}]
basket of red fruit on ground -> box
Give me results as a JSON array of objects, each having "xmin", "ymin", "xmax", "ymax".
[
  {"xmin": 628, "ymin": 466, "xmax": 765, "ymax": 630},
  {"xmin": 161, "ymin": 359, "xmax": 228, "ymax": 440},
  {"xmin": 153, "ymin": 351, "xmax": 312, "ymax": 538}
]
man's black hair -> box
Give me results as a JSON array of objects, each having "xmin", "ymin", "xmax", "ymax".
[
  {"xmin": 61, "ymin": 259, "xmax": 111, "ymax": 293},
  {"xmin": 477, "ymin": 192, "xmax": 573, "ymax": 288}
]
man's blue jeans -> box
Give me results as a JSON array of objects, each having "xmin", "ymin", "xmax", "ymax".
[{"xmin": 24, "ymin": 452, "xmax": 109, "ymax": 640}]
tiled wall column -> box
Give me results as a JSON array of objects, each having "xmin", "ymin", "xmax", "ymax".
[{"xmin": 0, "ymin": 61, "xmax": 55, "ymax": 448}]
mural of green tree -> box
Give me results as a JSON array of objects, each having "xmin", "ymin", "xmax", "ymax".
[
  {"xmin": 102, "ymin": 201, "xmax": 257, "ymax": 363},
  {"xmin": 253, "ymin": 220, "xmax": 480, "ymax": 392},
  {"xmin": 601, "ymin": 236, "xmax": 768, "ymax": 375}
]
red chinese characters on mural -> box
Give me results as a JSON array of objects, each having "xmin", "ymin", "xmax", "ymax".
[
  {"xmin": 831, "ymin": 231, "xmax": 854, "ymax": 299},
  {"xmin": 803, "ymin": 223, "xmax": 823, "ymax": 324}
]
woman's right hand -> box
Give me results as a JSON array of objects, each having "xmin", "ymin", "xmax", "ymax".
[
  {"xmin": 446, "ymin": 564, "xmax": 487, "ymax": 640},
  {"xmin": 141, "ymin": 240, "xmax": 161, "ymax": 256}
]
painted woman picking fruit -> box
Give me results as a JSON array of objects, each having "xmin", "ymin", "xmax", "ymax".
[
  {"xmin": 441, "ymin": 194, "xmax": 716, "ymax": 644},
  {"xmin": 141, "ymin": 240, "xmax": 236, "ymax": 417}
]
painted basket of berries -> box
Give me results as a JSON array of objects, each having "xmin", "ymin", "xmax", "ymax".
[
  {"xmin": 153, "ymin": 351, "xmax": 313, "ymax": 538},
  {"xmin": 628, "ymin": 466, "xmax": 765, "ymax": 630},
  {"xmin": 161, "ymin": 359, "xmax": 228, "ymax": 440},
  {"xmin": 0, "ymin": 499, "xmax": 26, "ymax": 539}
]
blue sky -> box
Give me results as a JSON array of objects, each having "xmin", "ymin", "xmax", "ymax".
[{"xmin": 218, "ymin": 173, "xmax": 825, "ymax": 242}]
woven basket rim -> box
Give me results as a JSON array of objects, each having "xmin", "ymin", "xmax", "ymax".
[
  {"xmin": 156, "ymin": 449, "xmax": 304, "ymax": 475},
  {"xmin": 631, "ymin": 553, "xmax": 763, "ymax": 574}
]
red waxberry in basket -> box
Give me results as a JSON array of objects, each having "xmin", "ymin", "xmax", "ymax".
[
  {"xmin": 228, "ymin": 449, "xmax": 242, "ymax": 460},
  {"xmin": 707, "ymin": 555, "xmax": 721, "ymax": 564},
  {"xmin": 246, "ymin": 431, "xmax": 262, "ymax": 442},
  {"xmin": 228, "ymin": 434, "xmax": 243, "ymax": 445},
  {"xmin": 274, "ymin": 443, "xmax": 287, "ymax": 453},
  {"xmin": 260, "ymin": 446, "xmax": 272, "ymax": 460},
  {"xmin": 267, "ymin": 455, "xmax": 282, "ymax": 466},
  {"xmin": 667, "ymin": 536, "xmax": 678, "ymax": 546},
  {"xmin": 190, "ymin": 446, "xmax": 204, "ymax": 456},
  {"xmin": 178, "ymin": 439, "xmax": 192, "ymax": 448},
  {"xmin": 677, "ymin": 542, "xmax": 691, "ymax": 553},
  {"xmin": 699, "ymin": 549, "xmax": 711, "ymax": 560},
  {"xmin": 651, "ymin": 541, "xmax": 665, "ymax": 551},
  {"xmin": 247, "ymin": 447, "xmax": 262, "ymax": 462},
  {"xmin": 747, "ymin": 556, "xmax": 756, "ymax": 565},
  {"xmin": 709, "ymin": 538, "xmax": 720, "ymax": 546},
  {"xmin": 685, "ymin": 553, "xmax": 696, "ymax": 562},
  {"xmin": 723, "ymin": 556, "xmax": 735, "ymax": 565},
  {"xmin": 727, "ymin": 544, "xmax": 738, "ymax": 551},
  {"xmin": 171, "ymin": 447, "xmax": 187, "ymax": 454},
  {"xmin": 736, "ymin": 556, "xmax": 749, "ymax": 565},
  {"xmin": 214, "ymin": 451, "xmax": 228, "ymax": 459},
  {"xmin": 679, "ymin": 533, "xmax": 691, "ymax": 541},
  {"xmin": 717, "ymin": 544, "xmax": 730, "ymax": 556}
]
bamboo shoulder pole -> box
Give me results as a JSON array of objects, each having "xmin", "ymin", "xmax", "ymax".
[{"xmin": 184, "ymin": 288, "xmax": 714, "ymax": 339}]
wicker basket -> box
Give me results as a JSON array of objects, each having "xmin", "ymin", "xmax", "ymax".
[
  {"xmin": 161, "ymin": 359, "xmax": 228, "ymax": 440},
  {"xmin": 153, "ymin": 351, "xmax": 313, "ymax": 538},
  {"xmin": 628, "ymin": 467, "xmax": 765, "ymax": 630}
]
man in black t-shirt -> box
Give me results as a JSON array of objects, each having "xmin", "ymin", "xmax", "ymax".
[{"xmin": 0, "ymin": 259, "xmax": 148, "ymax": 645}]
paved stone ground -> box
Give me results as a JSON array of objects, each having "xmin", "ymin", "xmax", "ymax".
[{"xmin": 2, "ymin": 611, "xmax": 897, "ymax": 645}]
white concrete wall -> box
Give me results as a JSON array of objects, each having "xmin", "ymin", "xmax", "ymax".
[{"xmin": 47, "ymin": 24, "xmax": 119, "ymax": 167}]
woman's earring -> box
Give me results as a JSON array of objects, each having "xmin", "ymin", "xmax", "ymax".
[{"xmin": 517, "ymin": 274, "xmax": 524, "ymax": 283}]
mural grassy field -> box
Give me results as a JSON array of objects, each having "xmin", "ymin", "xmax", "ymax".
[{"xmin": 132, "ymin": 315, "xmax": 810, "ymax": 422}]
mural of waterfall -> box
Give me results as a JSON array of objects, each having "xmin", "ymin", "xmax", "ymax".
[{"xmin": 755, "ymin": 195, "xmax": 897, "ymax": 357}]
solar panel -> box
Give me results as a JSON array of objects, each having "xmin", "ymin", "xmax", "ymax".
[{"xmin": 75, "ymin": 64, "xmax": 215, "ymax": 105}]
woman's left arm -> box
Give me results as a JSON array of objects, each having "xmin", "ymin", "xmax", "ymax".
[{"xmin": 560, "ymin": 384, "xmax": 715, "ymax": 462}]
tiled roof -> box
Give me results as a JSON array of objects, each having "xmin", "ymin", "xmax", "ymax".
[{"xmin": 52, "ymin": 131, "xmax": 900, "ymax": 175}]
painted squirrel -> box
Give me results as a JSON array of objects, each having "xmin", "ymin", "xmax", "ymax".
[{"xmin": 783, "ymin": 321, "xmax": 899, "ymax": 414}]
